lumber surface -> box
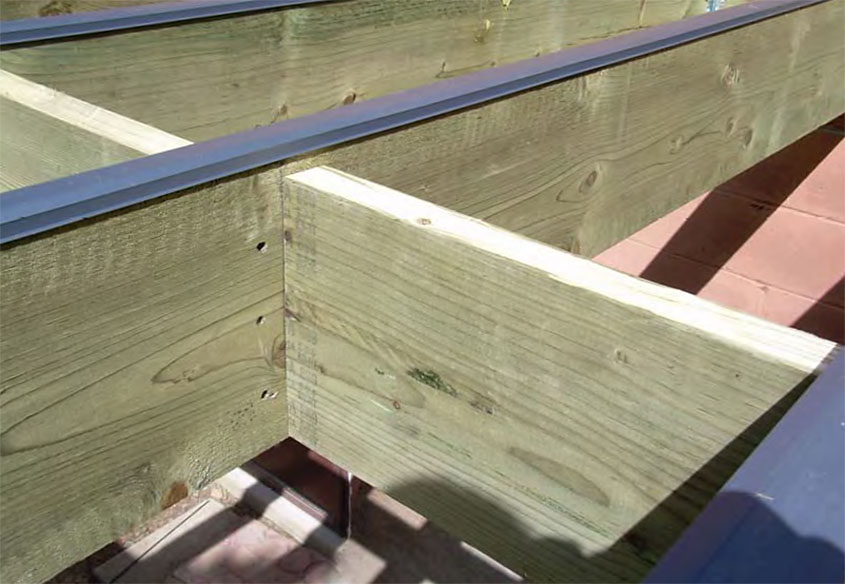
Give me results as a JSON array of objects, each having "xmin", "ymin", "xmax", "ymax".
[
  {"xmin": 0, "ymin": 70, "xmax": 189, "ymax": 191},
  {"xmin": 283, "ymin": 167, "xmax": 837, "ymax": 582},
  {"xmin": 289, "ymin": 0, "xmax": 844, "ymax": 257},
  {"xmin": 0, "ymin": 0, "xmax": 168, "ymax": 20},
  {"xmin": 0, "ymin": 163, "xmax": 287, "ymax": 583},
  {"xmin": 647, "ymin": 350, "xmax": 845, "ymax": 583},
  {"xmin": 1, "ymin": 0, "xmax": 749, "ymax": 142}
]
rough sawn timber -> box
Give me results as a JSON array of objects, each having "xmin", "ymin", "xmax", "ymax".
[
  {"xmin": 283, "ymin": 166, "xmax": 837, "ymax": 582},
  {"xmin": 2, "ymin": 0, "xmax": 753, "ymax": 142},
  {"xmin": 0, "ymin": 105, "xmax": 286, "ymax": 583}
]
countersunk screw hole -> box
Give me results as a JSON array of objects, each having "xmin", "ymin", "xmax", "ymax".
[{"xmin": 256, "ymin": 241, "xmax": 267, "ymax": 253}]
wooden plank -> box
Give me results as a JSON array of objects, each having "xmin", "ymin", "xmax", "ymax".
[
  {"xmin": 282, "ymin": 166, "xmax": 837, "ymax": 582},
  {"xmin": 0, "ymin": 70, "xmax": 189, "ymax": 191},
  {"xmin": 0, "ymin": 0, "xmax": 169, "ymax": 20},
  {"xmin": 290, "ymin": 0, "xmax": 844, "ymax": 257},
  {"xmin": 648, "ymin": 350, "xmax": 844, "ymax": 583},
  {"xmin": 4, "ymin": 1, "xmax": 814, "ymax": 242},
  {"xmin": 0, "ymin": 164, "xmax": 287, "ymax": 583},
  {"xmin": 0, "ymin": 0, "xmax": 752, "ymax": 142},
  {"xmin": 0, "ymin": 0, "xmax": 745, "ymax": 22}
]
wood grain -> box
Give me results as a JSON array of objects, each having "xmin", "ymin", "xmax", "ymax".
[
  {"xmin": 0, "ymin": 0, "xmax": 169, "ymax": 20},
  {"xmin": 292, "ymin": 0, "xmax": 844, "ymax": 257},
  {"xmin": 1, "ymin": 0, "xmax": 749, "ymax": 142},
  {"xmin": 0, "ymin": 70, "xmax": 189, "ymax": 191},
  {"xmin": 283, "ymin": 167, "xmax": 837, "ymax": 582},
  {"xmin": 0, "ymin": 167, "xmax": 287, "ymax": 583}
]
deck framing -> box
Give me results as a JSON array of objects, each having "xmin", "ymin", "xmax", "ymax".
[{"xmin": 0, "ymin": 0, "xmax": 842, "ymax": 581}]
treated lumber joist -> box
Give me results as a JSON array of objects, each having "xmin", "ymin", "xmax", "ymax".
[
  {"xmin": 300, "ymin": 0, "xmax": 844, "ymax": 257},
  {"xmin": 282, "ymin": 166, "xmax": 838, "ymax": 582},
  {"xmin": 4, "ymin": 1, "xmax": 839, "ymax": 252},
  {"xmin": 0, "ymin": 69, "xmax": 189, "ymax": 191},
  {"xmin": 0, "ymin": 142, "xmax": 286, "ymax": 583},
  {"xmin": 0, "ymin": 0, "xmax": 755, "ymax": 142},
  {"xmin": 0, "ymin": 0, "xmax": 169, "ymax": 21}
]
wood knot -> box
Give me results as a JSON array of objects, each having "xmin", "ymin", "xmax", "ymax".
[
  {"xmin": 39, "ymin": 0, "xmax": 73, "ymax": 16},
  {"xmin": 614, "ymin": 349, "xmax": 629, "ymax": 364},
  {"xmin": 273, "ymin": 104, "xmax": 288, "ymax": 122},
  {"xmin": 161, "ymin": 481, "xmax": 189, "ymax": 510},
  {"xmin": 579, "ymin": 169, "xmax": 600, "ymax": 193},
  {"xmin": 272, "ymin": 339, "xmax": 286, "ymax": 368},
  {"xmin": 722, "ymin": 63, "xmax": 741, "ymax": 87},
  {"xmin": 669, "ymin": 135, "xmax": 685, "ymax": 154},
  {"xmin": 474, "ymin": 19, "xmax": 492, "ymax": 43}
]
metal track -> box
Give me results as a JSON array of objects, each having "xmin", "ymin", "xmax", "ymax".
[
  {"xmin": 0, "ymin": 0, "xmax": 332, "ymax": 47},
  {"xmin": 0, "ymin": 0, "xmax": 827, "ymax": 244}
]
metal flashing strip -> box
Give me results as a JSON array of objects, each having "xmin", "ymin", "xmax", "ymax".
[
  {"xmin": 0, "ymin": 0, "xmax": 331, "ymax": 47},
  {"xmin": 0, "ymin": 0, "xmax": 827, "ymax": 244}
]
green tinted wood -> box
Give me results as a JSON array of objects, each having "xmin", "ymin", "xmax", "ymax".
[{"xmin": 283, "ymin": 166, "xmax": 836, "ymax": 582}]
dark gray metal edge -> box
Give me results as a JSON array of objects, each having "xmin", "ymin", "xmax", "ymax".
[
  {"xmin": 0, "ymin": 0, "xmax": 828, "ymax": 244},
  {"xmin": 647, "ymin": 348, "xmax": 845, "ymax": 583},
  {"xmin": 0, "ymin": 0, "xmax": 330, "ymax": 47}
]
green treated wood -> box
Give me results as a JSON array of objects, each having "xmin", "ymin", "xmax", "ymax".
[
  {"xmin": 292, "ymin": 0, "xmax": 844, "ymax": 257},
  {"xmin": 0, "ymin": 4, "xmax": 839, "ymax": 581},
  {"xmin": 1, "ymin": 0, "xmax": 750, "ymax": 142},
  {"xmin": 0, "ymin": 165, "xmax": 287, "ymax": 583},
  {"xmin": 283, "ymin": 166, "xmax": 837, "ymax": 582},
  {"xmin": 0, "ymin": 0, "xmax": 748, "ymax": 21},
  {"xmin": 0, "ymin": 71, "xmax": 189, "ymax": 191},
  {"xmin": 0, "ymin": 96, "xmax": 141, "ymax": 190},
  {"xmin": 0, "ymin": 0, "xmax": 169, "ymax": 20}
]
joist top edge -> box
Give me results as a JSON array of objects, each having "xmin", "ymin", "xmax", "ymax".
[
  {"xmin": 0, "ymin": 70, "xmax": 191, "ymax": 155},
  {"xmin": 0, "ymin": 0, "xmax": 331, "ymax": 47},
  {"xmin": 287, "ymin": 166, "xmax": 839, "ymax": 374},
  {"xmin": 0, "ymin": 0, "xmax": 829, "ymax": 244}
]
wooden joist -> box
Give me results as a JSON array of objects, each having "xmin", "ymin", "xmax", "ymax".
[
  {"xmin": 282, "ymin": 166, "xmax": 836, "ymax": 582},
  {"xmin": 0, "ymin": 70, "xmax": 189, "ymax": 191},
  {"xmin": 0, "ymin": 0, "xmax": 752, "ymax": 22},
  {"xmin": 299, "ymin": 0, "xmax": 844, "ymax": 256},
  {"xmin": 0, "ymin": 0, "xmax": 169, "ymax": 20},
  {"xmin": 0, "ymin": 2, "xmax": 841, "ymax": 581},
  {"xmin": 3, "ymin": 2, "xmax": 841, "ymax": 255},
  {"xmin": 0, "ymin": 170, "xmax": 287, "ymax": 583},
  {"xmin": 1, "ymin": 0, "xmax": 755, "ymax": 142},
  {"xmin": 0, "ymin": 84, "xmax": 286, "ymax": 581}
]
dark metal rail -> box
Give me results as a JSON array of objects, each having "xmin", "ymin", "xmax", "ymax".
[
  {"xmin": 0, "ymin": 0, "xmax": 827, "ymax": 244},
  {"xmin": 0, "ymin": 0, "xmax": 331, "ymax": 47}
]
